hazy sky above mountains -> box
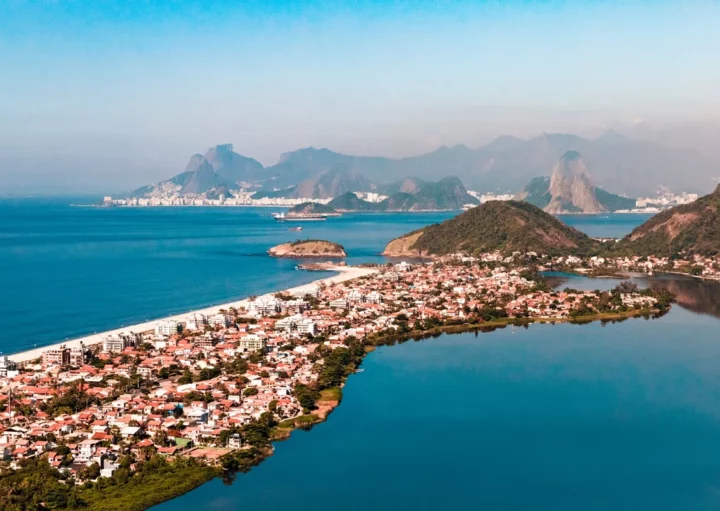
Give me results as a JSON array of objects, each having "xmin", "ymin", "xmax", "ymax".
[{"xmin": 1, "ymin": 0, "xmax": 720, "ymax": 193}]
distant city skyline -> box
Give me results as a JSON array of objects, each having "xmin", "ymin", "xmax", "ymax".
[{"xmin": 1, "ymin": 0, "xmax": 720, "ymax": 193}]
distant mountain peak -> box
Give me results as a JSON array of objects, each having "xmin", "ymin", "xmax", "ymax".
[
  {"xmin": 517, "ymin": 151, "xmax": 637, "ymax": 213},
  {"xmin": 594, "ymin": 129, "xmax": 631, "ymax": 146},
  {"xmin": 185, "ymin": 154, "xmax": 210, "ymax": 172},
  {"xmin": 546, "ymin": 151, "xmax": 604, "ymax": 214},
  {"xmin": 560, "ymin": 150, "xmax": 582, "ymax": 162}
]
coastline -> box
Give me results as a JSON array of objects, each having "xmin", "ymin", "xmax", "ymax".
[
  {"xmin": 8, "ymin": 265, "xmax": 378, "ymax": 364},
  {"xmin": 154, "ymin": 306, "xmax": 667, "ymax": 509},
  {"xmin": 2, "ymin": 259, "xmax": 673, "ymax": 510}
]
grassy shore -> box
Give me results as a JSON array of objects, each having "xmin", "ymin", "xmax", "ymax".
[
  {"xmin": 78, "ymin": 464, "xmax": 220, "ymax": 511},
  {"xmin": 367, "ymin": 308, "xmax": 664, "ymax": 346}
]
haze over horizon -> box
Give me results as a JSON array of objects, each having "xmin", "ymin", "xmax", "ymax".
[{"xmin": 2, "ymin": 0, "xmax": 720, "ymax": 194}]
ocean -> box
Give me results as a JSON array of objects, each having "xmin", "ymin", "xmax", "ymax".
[{"xmin": 0, "ymin": 198, "xmax": 649, "ymax": 354}]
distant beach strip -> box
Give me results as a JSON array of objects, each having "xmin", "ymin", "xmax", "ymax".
[{"xmin": 8, "ymin": 266, "xmax": 377, "ymax": 364}]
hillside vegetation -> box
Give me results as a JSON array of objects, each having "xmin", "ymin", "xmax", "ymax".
[
  {"xmin": 383, "ymin": 200, "xmax": 598, "ymax": 257},
  {"xmin": 619, "ymin": 185, "xmax": 720, "ymax": 256},
  {"xmin": 287, "ymin": 202, "xmax": 338, "ymax": 215},
  {"xmin": 328, "ymin": 176, "xmax": 477, "ymax": 212},
  {"xmin": 268, "ymin": 240, "xmax": 346, "ymax": 258}
]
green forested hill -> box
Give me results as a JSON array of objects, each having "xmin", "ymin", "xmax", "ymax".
[
  {"xmin": 619, "ymin": 185, "xmax": 720, "ymax": 256},
  {"xmin": 383, "ymin": 200, "xmax": 598, "ymax": 257}
]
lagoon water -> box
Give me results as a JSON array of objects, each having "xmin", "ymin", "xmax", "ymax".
[
  {"xmin": 157, "ymin": 311, "xmax": 720, "ymax": 511},
  {"xmin": 154, "ymin": 275, "xmax": 720, "ymax": 511}
]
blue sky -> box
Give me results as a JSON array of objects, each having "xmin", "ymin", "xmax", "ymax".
[{"xmin": 1, "ymin": 0, "xmax": 719, "ymax": 192}]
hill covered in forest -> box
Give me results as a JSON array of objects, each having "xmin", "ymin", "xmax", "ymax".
[
  {"xmin": 382, "ymin": 200, "xmax": 598, "ymax": 257},
  {"xmin": 619, "ymin": 185, "xmax": 720, "ymax": 256}
]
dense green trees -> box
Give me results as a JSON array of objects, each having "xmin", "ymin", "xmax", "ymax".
[{"xmin": 394, "ymin": 200, "xmax": 598, "ymax": 257}]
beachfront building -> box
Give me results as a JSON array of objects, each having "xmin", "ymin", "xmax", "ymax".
[
  {"xmin": 249, "ymin": 297, "xmax": 280, "ymax": 316},
  {"xmin": 103, "ymin": 332, "xmax": 139, "ymax": 353},
  {"xmin": 41, "ymin": 344, "xmax": 86, "ymax": 367},
  {"xmin": 42, "ymin": 348, "xmax": 65, "ymax": 366},
  {"xmin": 155, "ymin": 320, "xmax": 182, "ymax": 337},
  {"xmin": 0, "ymin": 356, "xmax": 17, "ymax": 377},
  {"xmin": 279, "ymin": 299, "xmax": 309, "ymax": 315},
  {"xmin": 184, "ymin": 313, "xmax": 206, "ymax": 331},
  {"xmin": 208, "ymin": 313, "xmax": 232, "ymax": 328}
]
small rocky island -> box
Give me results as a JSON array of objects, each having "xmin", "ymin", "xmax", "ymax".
[
  {"xmin": 268, "ymin": 239, "xmax": 347, "ymax": 258},
  {"xmin": 286, "ymin": 202, "xmax": 340, "ymax": 217}
]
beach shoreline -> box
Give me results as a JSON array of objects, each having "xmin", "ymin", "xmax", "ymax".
[{"xmin": 8, "ymin": 265, "xmax": 378, "ymax": 364}]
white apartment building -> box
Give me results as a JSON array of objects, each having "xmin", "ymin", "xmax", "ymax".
[
  {"xmin": 238, "ymin": 335, "xmax": 266, "ymax": 352},
  {"xmin": 0, "ymin": 356, "xmax": 17, "ymax": 378},
  {"xmin": 329, "ymin": 298, "xmax": 348, "ymax": 309},
  {"xmin": 279, "ymin": 299, "xmax": 308, "ymax": 315},
  {"xmin": 103, "ymin": 332, "xmax": 138, "ymax": 353},
  {"xmin": 155, "ymin": 320, "xmax": 181, "ymax": 337},
  {"xmin": 208, "ymin": 313, "xmax": 232, "ymax": 328},
  {"xmin": 184, "ymin": 313, "xmax": 206, "ymax": 331},
  {"xmin": 276, "ymin": 314, "xmax": 316, "ymax": 335},
  {"xmin": 250, "ymin": 297, "xmax": 280, "ymax": 316}
]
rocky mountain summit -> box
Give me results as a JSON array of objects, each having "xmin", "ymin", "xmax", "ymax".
[
  {"xmin": 132, "ymin": 144, "xmax": 263, "ymax": 197},
  {"xmin": 517, "ymin": 151, "xmax": 636, "ymax": 213},
  {"xmin": 545, "ymin": 151, "xmax": 605, "ymax": 213}
]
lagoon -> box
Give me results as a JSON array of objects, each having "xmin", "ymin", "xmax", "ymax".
[{"xmin": 155, "ymin": 282, "xmax": 720, "ymax": 510}]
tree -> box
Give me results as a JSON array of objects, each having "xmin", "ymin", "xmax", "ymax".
[
  {"xmin": 615, "ymin": 281, "xmax": 639, "ymax": 294},
  {"xmin": 243, "ymin": 387, "xmax": 258, "ymax": 397},
  {"xmin": 79, "ymin": 462, "xmax": 101, "ymax": 481},
  {"xmin": 294, "ymin": 384, "xmax": 318, "ymax": 412}
]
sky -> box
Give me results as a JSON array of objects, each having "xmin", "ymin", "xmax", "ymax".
[{"xmin": 1, "ymin": 0, "xmax": 720, "ymax": 193}]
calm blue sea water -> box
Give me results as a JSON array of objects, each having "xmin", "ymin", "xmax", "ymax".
[
  {"xmin": 0, "ymin": 199, "xmax": 457, "ymax": 353},
  {"xmin": 0, "ymin": 198, "xmax": 648, "ymax": 354}
]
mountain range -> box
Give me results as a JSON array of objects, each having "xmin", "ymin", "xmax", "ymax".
[
  {"xmin": 382, "ymin": 183, "xmax": 720, "ymax": 258},
  {"xmin": 130, "ymin": 132, "xmax": 720, "ymax": 199},
  {"xmin": 517, "ymin": 151, "xmax": 637, "ymax": 213}
]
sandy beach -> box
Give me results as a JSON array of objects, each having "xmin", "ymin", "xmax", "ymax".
[{"xmin": 8, "ymin": 265, "xmax": 377, "ymax": 364}]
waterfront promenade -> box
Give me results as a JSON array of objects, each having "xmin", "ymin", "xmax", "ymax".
[{"xmin": 8, "ymin": 265, "xmax": 377, "ymax": 364}]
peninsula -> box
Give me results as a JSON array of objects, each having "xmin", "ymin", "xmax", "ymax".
[
  {"xmin": 9, "ymin": 187, "xmax": 720, "ymax": 511},
  {"xmin": 0, "ymin": 255, "xmax": 674, "ymax": 510},
  {"xmin": 268, "ymin": 240, "xmax": 347, "ymax": 258}
]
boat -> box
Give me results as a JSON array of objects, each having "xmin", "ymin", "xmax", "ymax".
[
  {"xmin": 288, "ymin": 226, "xmax": 303, "ymax": 231},
  {"xmin": 273, "ymin": 212, "xmax": 328, "ymax": 221}
]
